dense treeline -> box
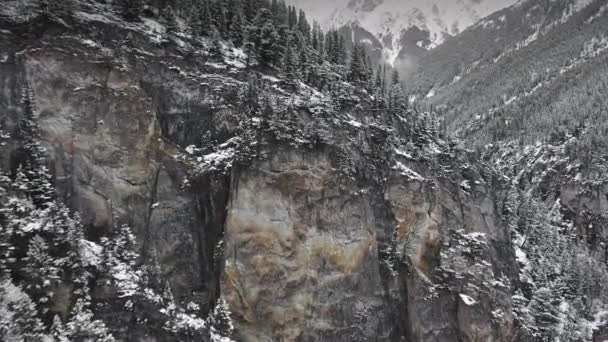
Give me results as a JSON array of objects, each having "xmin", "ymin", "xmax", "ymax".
[
  {"xmin": 117, "ymin": 0, "xmax": 412, "ymax": 111},
  {"xmin": 417, "ymin": 0, "xmax": 608, "ymax": 165}
]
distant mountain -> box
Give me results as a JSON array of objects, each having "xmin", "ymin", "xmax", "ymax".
[
  {"xmin": 408, "ymin": 0, "xmax": 608, "ymax": 152},
  {"xmin": 287, "ymin": 0, "xmax": 517, "ymax": 72}
]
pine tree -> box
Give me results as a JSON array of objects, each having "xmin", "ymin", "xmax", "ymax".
[
  {"xmin": 243, "ymin": 0, "xmax": 257, "ymax": 23},
  {"xmin": 297, "ymin": 9, "xmax": 310, "ymax": 43},
  {"xmin": 65, "ymin": 299, "xmax": 115, "ymax": 342},
  {"xmin": 283, "ymin": 45, "xmax": 301, "ymax": 81},
  {"xmin": 276, "ymin": 0, "xmax": 288, "ymax": 27},
  {"xmin": 349, "ymin": 43, "xmax": 366, "ymax": 84},
  {"xmin": 211, "ymin": 0, "xmax": 227, "ymax": 38},
  {"xmin": 15, "ymin": 84, "xmax": 54, "ymax": 209},
  {"xmin": 50, "ymin": 315, "xmax": 70, "ymax": 342},
  {"xmin": 199, "ymin": 0, "xmax": 214, "ymax": 36},
  {"xmin": 189, "ymin": 1, "xmax": 202, "ymax": 36},
  {"xmin": 208, "ymin": 297, "xmax": 234, "ymax": 341},
  {"xmin": 311, "ymin": 21, "xmax": 321, "ymax": 51},
  {"xmin": 119, "ymin": 0, "xmax": 143, "ymax": 21},
  {"xmin": 528, "ymin": 287, "xmax": 560, "ymax": 338},
  {"xmin": 162, "ymin": 4, "xmax": 178, "ymax": 35},
  {"xmin": 228, "ymin": 9, "xmax": 246, "ymax": 47},
  {"xmin": 251, "ymin": 9, "xmax": 280, "ymax": 67},
  {"xmin": 34, "ymin": 0, "xmax": 74, "ymax": 19},
  {"xmin": 210, "ymin": 29, "xmax": 224, "ymax": 59},
  {"xmin": 0, "ymin": 279, "xmax": 48, "ymax": 341},
  {"xmin": 391, "ymin": 69, "xmax": 400, "ymax": 86},
  {"xmin": 287, "ymin": 6, "xmax": 297, "ymax": 28},
  {"xmin": 337, "ymin": 34, "xmax": 347, "ymax": 65}
]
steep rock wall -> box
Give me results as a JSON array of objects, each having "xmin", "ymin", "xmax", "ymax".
[{"xmin": 222, "ymin": 147, "xmax": 517, "ymax": 341}]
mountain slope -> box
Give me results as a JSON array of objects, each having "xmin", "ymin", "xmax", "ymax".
[
  {"xmin": 0, "ymin": 0, "xmax": 520, "ymax": 341},
  {"xmin": 288, "ymin": 0, "xmax": 517, "ymax": 70},
  {"xmin": 402, "ymin": 1, "xmax": 608, "ymax": 338},
  {"xmin": 1, "ymin": 0, "xmax": 608, "ymax": 341},
  {"xmin": 411, "ymin": 0, "xmax": 608, "ymax": 154}
]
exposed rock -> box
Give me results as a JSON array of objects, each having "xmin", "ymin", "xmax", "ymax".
[{"xmin": 0, "ymin": 4, "xmax": 522, "ymax": 341}]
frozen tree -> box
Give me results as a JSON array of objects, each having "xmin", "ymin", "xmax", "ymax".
[
  {"xmin": 0, "ymin": 279, "xmax": 48, "ymax": 341},
  {"xmin": 208, "ymin": 297, "xmax": 235, "ymax": 341},
  {"xmin": 15, "ymin": 84, "xmax": 54, "ymax": 208}
]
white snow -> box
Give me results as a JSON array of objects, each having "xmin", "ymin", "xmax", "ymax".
[
  {"xmin": 450, "ymin": 75, "xmax": 462, "ymax": 85},
  {"xmin": 205, "ymin": 62, "xmax": 227, "ymax": 70},
  {"xmin": 81, "ymin": 39, "xmax": 99, "ymax": 48},
  {"xmin": 287, "ymin": 0, "xmax": 517, "ymax": 64},
  {"xmin": 185, "ymin": 145, "xmax": 197, "ymax": 155},
  {"xmin": 393, "ymin": 162, "xmax": 425, "ymax": 181},
  {"xmin": 394, "ymin": 148, "xmax": 413, "ymax": 159},
  {"xmin": 460, "ymin": 180, "xmax": 471, "ymax": 191},
  {"xmin": 21, "ymin": 220, "xmax": 43, "ymax": 233},
  {"xmin": 347, "ymin": 119, "xmax": 363, "ymax": 128},
  {"xmin": 80, "ymin": 240, "xmax": 103, "ymax": 267},
  {"xmin": 587, "ymin": 3, "xmax": 608, "ymax": 23},
  {"xmin": 459, "ymin": 294, "xmax": 478, "ymax": 306}
]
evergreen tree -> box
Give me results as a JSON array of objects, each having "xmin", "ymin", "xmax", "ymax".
[
  {"xmin": 348, "ymin": 43, "xmax": 367, "ymax": 85},
  {"xmin": 199, "ymin": 0, "xmax": 214, "ymax": 36},
  {"xmin": 276, "ymin": 0, "xmax": 288, "ymax": 27},
  {"xmin": 311, "ymin": 21, "xmax": 321, "ymax": 51},
  {"xmin": 189, "ymin": 1, "xmax": 202, "ymax": 36},
  {"xmin": 228, "ymin": 11, "xmax": 246, "ymax": 47},
  {"xmin": 287, "ymin": 6, "xmax": 297, "ymax": 28},
  {"xmin": 208, "ymin": 297, "xmax": 234, "ymax": 341},
  {"xmin": 283, "ymin": 45, "xmax": 301, "ymax": 81},
  {"xmin": 251, "ymin": 9, "xmax": 280, "ymax": 67},
  {"xmin": 243, "ymin": 0, "xmax": 257, "ymax": 23},
  {"xmin": 0, "ymin": 279, "xmax": 48, "ymax": 341},
  {"xmin": 297, "ymin": 9, "xmax": 310, "ymax": 42},
  {"xmin": 528, "ymin": 287, "xmax": 560, "ymax": 338},
  {"xmin": 210, "ymin": 29, "xmax": 224, "ymax": 59},
  {"xmin": 162, "ymin": 4, "xmax": 178, "ymax": 35},
  {"xmin": 211, "ymin": 0, "xmax": 228, "ymax": 38},
  {"xmin": 15, "ymin": 84, "xmax": 54, "ymax": 209},
  {"xmin": 337, "ymin": 34, "xmax": 347, "ymax": 65},
  {"xmin": 119, "ymin": 0, "xmax": 143, "ymax": 21}
]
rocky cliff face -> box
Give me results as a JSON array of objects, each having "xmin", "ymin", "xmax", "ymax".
[{"xmin": 0, "ymin": 3, "xmax": 522, "ymax": 341}]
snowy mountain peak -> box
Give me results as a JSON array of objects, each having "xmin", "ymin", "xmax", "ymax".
[{"xmin": 288, "ymin": 0, "xmax": 518, "ymax": 64}]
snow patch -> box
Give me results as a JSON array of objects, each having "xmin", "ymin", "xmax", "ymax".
[
  {"xmin": 459, "ymin": 294, "xmax": 478, "ymax": 306},
  {"xmin": 393, "ymin": 161, "xmax": 425, "ymax": 181},
  {"xmin": 80, "ymin": 240, "xmax": 103, "ymax": 267}
]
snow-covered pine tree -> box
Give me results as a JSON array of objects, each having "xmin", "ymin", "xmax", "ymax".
[
  {"xmin": 210, "ymin": 29, "xmax": 224, "ymax": 59},
  {"xmin": 528, "ymin": 286, "xmax": 560, "ymax": 339},
  {"xmin": 208, "ymin": 296, "xmax": 235, "ymax": 341},
  {"xmin": 15, "ymin": 84, "xmax": 54, "ymax": 209},
  {"xmin": 283, "ymin": 45, "xmax": 301, "ymax": 82},
  {"xmin": 65, "ymin": 298, "xmax": 115, "ymax": 342},
  {"xmin": 297, "ymin": 9, "xmax": 310, "ymax": 43},
  {"xmin": 348, "ymin": 43, "xmax": 364, "ymax": 84},
  {"xmin": 252, "ymin": 10, "xmax": 280, "ymax": 67},
  {"xmin": 0, "ymin": 279, "xmax": 48, "ymax": 341},
  {"xmin": 228, "ymin": 10, "xmax": 246, "ymax": 47}
]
